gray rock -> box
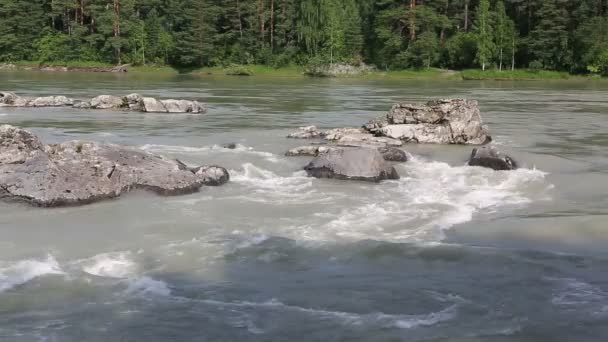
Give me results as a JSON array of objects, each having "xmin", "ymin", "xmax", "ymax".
[
  {"xmin": 73, "ymin": 101, "xmax": 91, "ymax": 109},
  {"xmin": 304, "ymin": 148, "xmax": 399, "ymax": 182},
  {"xmin": 191, "ymin": 166, "xmax": 230, "ymax": 186},
  {"xmin": 378, "ymin": 146, "xmax": 408, "ymax": 162},
  {"xmin": 287, "ymin": 126, "xmax": 324, "ymax": 139},
  {"xmin": 222, "ymin": 143, "xmax": 238, "ymax": 149},
  {"xmin": 91, "ymin": 95, "xmax": 125, "ymax": 109},
  {"xmin": 124, "ymin": 93, "xmax": 143, "ymax": 111},
  {"xmin": 468, "ymin": 146, "xmax": 517, "ymax": 171},
  {"xmin": 30, "ymin": 96, "xmax": 74, "ymax": 107},
  {"xmin": 365, "ymin": 99, "xmax": 491, "ymax": 145},
  {"xmin": 0, "ymin": 125, "xmax": 229, "ymax": 207},
  {"xmin": 142, "ymin": 97, "xmax": 168, "ymax": 113},
  {"xmin": 0, "ymin": 92, "xmax": 18, "ymax": 105},
  {"xmin": 286, "ymin": 145, "xmax": 335, "ymax": 156}
]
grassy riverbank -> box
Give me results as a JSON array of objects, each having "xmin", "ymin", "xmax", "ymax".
[{"xmin": 2, "ymin": 61, "xmax": 603, "ymax": 81}]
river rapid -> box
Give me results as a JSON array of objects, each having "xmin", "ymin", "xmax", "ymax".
[{"xmin": 1, "ymin": 72, "xmax": 608, "ymax": 341}]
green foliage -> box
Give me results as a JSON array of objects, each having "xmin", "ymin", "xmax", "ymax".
[
  {"xmin": 224, "ymin": 64, "xmax": 254, "ymax": 76},
  {"xmin": 0, "ymin": 0, "xmax": 605, "ymax": 77}
]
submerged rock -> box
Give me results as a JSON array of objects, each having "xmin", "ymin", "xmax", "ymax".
[
  {"xmin": 467, "ymin": 146, "xmax": 517, "ymax": 170},
  {"xmin": 365, "ymin": 99, "xmax": 491, "ymax": 145},
  {"xmin": 304, "ymin": 148, "xmax": 400, "ymax": 182},
  {"xmin": 0, "ymin": 125, "xmax": 229, "ymax": 207}
]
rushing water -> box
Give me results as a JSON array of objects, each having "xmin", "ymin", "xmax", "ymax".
[{"xmin": 1, "ymin": 71, "xmax": 608, "ymax": 341}]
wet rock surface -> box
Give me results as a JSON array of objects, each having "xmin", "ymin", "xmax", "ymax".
[
  {"xmin": 0, "ymin": 125, "xmax": 228, "ymax": 207},
  {"xmin": 304, "ymin": 148, "xmax": 400, "ymax": 182},
  {"xmin": 468, "ymin": 146, "xmax": 518, "ymax": 171}
]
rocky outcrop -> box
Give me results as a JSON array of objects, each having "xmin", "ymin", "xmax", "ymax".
[
  {"xmin": 287, "ymin": 99, "xmax": 490, "ymax": 146},
  {"xmin": 0, "ymin": 125, "xmax": 229, "ymax": 207},
  {"xmin": 304, "ymin": 63, "xmax": 376, "ymax": 77},
  {"xmin": 366, "ymin": 99, "xmax": 491, "ymax": 145},
  {"xmin": 304, "ymin": 148, "xmax": 399, "ymax": 182},
  {"xmin": 0, "ymin": 92, "xmax": 207, "ymax": 114},
  {"xmin": 467, "ymin": 146, "xmax": 517, "ymax": 171}
]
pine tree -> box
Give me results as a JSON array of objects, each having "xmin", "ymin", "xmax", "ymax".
[{"xmin": 529, "ymin": 0, "xmax": 569, "ymax": 70}]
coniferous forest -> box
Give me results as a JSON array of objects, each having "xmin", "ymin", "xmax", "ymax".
[{"xmin": 0, "ymin": 0, "xmax": 607, "ymax": 74}]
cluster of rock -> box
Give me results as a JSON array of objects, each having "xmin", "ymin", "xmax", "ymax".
[
  {"xmin": 0, "ymin": 64, "xmax": 129, "ymax": 73},
  {"xmin": 304, "ymin": 63, "xmax": 376, "ymax": 77},
  {"xmin": 286, "ymin": 99, "xmax": 515, "ymax": 182},
  {"xmin": 0, "ymin": 92, "xmax": 207, "ymax": 114},
  {"xmin": 0, "ymin": 125, "xmax": 229, "ymax": 207}
]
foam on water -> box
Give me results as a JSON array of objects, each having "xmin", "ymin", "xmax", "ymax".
[
  {"xmin": 548, "ymin": 277, "xmax": 608, "ymax": 313},
  {"xmin": 225, "ymin": 154, "xmax": 552, "ymax": 243},
  {"xmin": 126, "ymin": 276, "xmax": 171, "ymax": 297},
  {"xmin": 140, "ymin": 143, "xmax": 280, "ymax": 162},
  {"xmin": 0, "ymin": 255, "xmax": 64, "ymax": 293},
  {"xmin": 194, "ymin": 297, "xmax": 458, "ymax": 329},
  {"xmin": 79, "ymin": 251, "xmax": 137, "ymax": 278}
]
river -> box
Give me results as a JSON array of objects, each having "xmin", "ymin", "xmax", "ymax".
[{"xmin": 1, "ymin": 71, "xmax": 608, "ymax": 341}]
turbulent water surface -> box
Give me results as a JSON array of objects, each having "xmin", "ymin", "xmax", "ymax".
[{"xmin": 1, "ymin": 72, "xmax": 608, "ymax": 341}]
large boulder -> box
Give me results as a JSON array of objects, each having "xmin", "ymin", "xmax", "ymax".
[
  {"xmin": 124, "ymin": 93, "xmax": 143, "ymax": 111},
  {"xmin": 90, "ymin": 95, "xmax": 125, "ymax": 109},
  {"xmin": 0, "ymin": 92, "xmax": 18, "ymax": 105},
  {"xmin": 365, "ymin": 99, "xmax": 491, "ymax": 145},
  {"xmin": 161, "ymin": 99, "xmax": 207, "ymax": 114},
  {"xmin": 0, "ymin": 125, "xmax": 229, "ymax": 207},
  {"xmin": 142, "ymin": 97, "xmax": 168, "ymax": 113},
  {"xmin": 467, "ymin": 146, "xmax": 517, "ymax": 170},
  {"xmin": 304, "ymin": 148, "xmax": 400, "ymax": 182}
]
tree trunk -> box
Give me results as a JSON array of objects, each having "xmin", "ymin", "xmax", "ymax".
[
  {"xmin": 270, "ymin": 0, "xmax": 274, "ymax": 50},
  {"xmin": 511, "ymin": 38, "xmax": 515, "ymax": 70},
  {"xmin": 236, "ymin": 0, "xmax": 243, "ymax": 39},
  {"xmin": 409, "ymin": 0, "xmax": 416, "ymax": 41},
  {"xmin": 499, "ymin": 47, "xmax": 503, "ymax": 71},
  {"xmin": 258, "ymin": 0, "xmax": 265, "ymax": 41},
  {"xmin": 464, "ymin": 0, "xmax": 469, "ymax": 32},
  {"xmin": 113, "ymin": 0, "xmax": 121, "ymax": 64}
]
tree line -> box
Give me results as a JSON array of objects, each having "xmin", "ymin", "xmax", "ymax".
[{"xmin": 0, "ymin": 0, "xmax": 607, "ymax": 74}]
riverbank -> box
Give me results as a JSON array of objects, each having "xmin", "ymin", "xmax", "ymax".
[{"xmin": 1, "ymin": 62, "xmax": 602, "ymax": 81}]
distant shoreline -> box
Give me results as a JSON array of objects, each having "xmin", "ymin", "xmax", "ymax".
[{"xmin": 0, "ymin": 62, "xmax": 602, "ymax": 81}]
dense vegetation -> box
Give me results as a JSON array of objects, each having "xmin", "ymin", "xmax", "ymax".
[{"xmin": 0, "ymin": 0, "xmax": 607, "ymax": 75}]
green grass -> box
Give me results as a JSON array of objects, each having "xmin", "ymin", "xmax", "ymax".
[{"xmin": 460, "ymin": 69, "xmax": 574, "ymax": 80}]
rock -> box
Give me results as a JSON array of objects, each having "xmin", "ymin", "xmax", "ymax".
[
  {"xmin": 468, "ymin": 146, "xmax": 517, "ymax": 171},
  {"xmin": 0, "ymin": 63, "xmax": 16, "ymax": 70},
  {"xmin": 335, "ymin": 132, "xmax": 403, "ymax": 147},
  {"xmin": 124, "ymin": 93, "xmax": 143, "ymax": 111},
  {"xmin": 30, "ymin": 96, "xmax": 74, "ymax": 107},
  {"xmin": 0, "ymin": 126, "xmax": 229, "ymax": 207},
  {"xmin": 0, "ymin": 125, "xmax": 43, "ymax": 164},
  {"xmin": 0, "ymin": 92, "xmax": 18, "ymax": 105},
  {"xmin": 323, "ymin": 127, "xmax": 366, "ymax": 140},
  {"xmin": 304, "ymin": 148, "xmax": 399, "ymax": 182},
  {"xmin": 222, "ymin": 143, "xmax": 238, "ymax": 149},
  {"xmin": 378, "ymin": 146, "xmax": 408, "ymax": 162},
  {"xmin": 142, "ymin": 97, "xmax": 168, "ymax": 113},
  {"xmin": 365, "ymin": 99, "xmax": 491, "ymax": 145},
  {"xmin": 287, "ymin": 144, "xmax": 407, "ymax": 163},
  {"xmin": 286, "ymin": 145, "xmax": 335, "ymax": 157},
  {"xmin": 91, "ymin": 95, "xmax": 125, "ymax": 109},
  {"xmin": 287, "ymin": 126, "xmax": 324, "ymax": 139},
  {"xmin": 304, "ymin": 63, "xmax": 376, "ymax": 77},
  {"xmin": 161, "ymin": 99, "xmax": 207, "ymax": 114},
  {"xmin": 192, "ymin": 166, "xmax": 230, "ymax": 186},
  {"xmin": 73, "ymin": 101, "xmax": 91, "ymax": 109}
]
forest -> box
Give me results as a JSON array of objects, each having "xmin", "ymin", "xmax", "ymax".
[{"xmin": 0, "ymin": 0, "xmax": 607, "ymax": 75}]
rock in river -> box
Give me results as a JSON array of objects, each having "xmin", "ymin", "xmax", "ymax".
[
  {"xmin": 0, "ymin": 125, "xmax": 229, "ymax": 207},
  {"xmin": 304, "ymin": 148, "xmax": 400, "ymax": 182},
  {"xmin": 467, "ymin": 146, "xmax": 517, "ymax": 170}
]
